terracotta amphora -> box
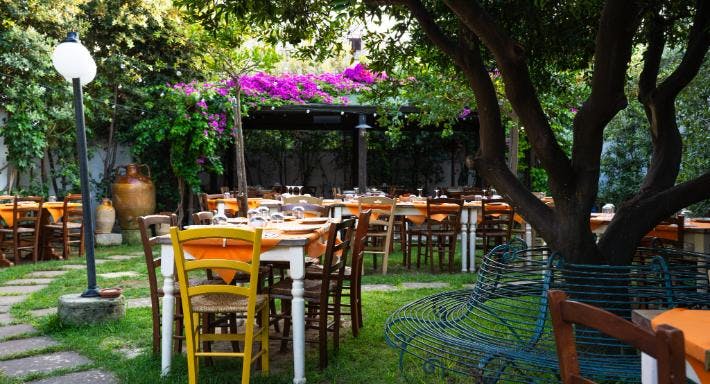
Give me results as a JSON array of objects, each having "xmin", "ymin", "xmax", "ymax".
[{"xmin": 111, "ymin": 164, "xmax": 156, "ymax": 230}]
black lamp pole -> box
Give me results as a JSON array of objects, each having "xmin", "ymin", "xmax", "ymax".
[{"xmin": 72, "ymin": 77, "xmax": 99, "ymax": 298}]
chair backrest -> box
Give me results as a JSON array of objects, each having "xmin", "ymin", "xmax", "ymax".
[
  {"xmin": 548, "ymin": 290, "xmax": 686, "ymax": 384},
  {"xmin": 425, "ymin": 197, "xmax": 463, "ymax": 230},
  {"xmin": 320, "ymin": 218, "xmax": 355, "ymax": 304},
  {"xmin": 170, "ymin": 226, "xmax": 263, "ymax": 332},
  {"xmin": 192, "ymin": 211, "xmax": 214, "ymax": 225},
  {"xmin": 282, "ymin": 195, "xmax": 323, "ymax": 205},
  {"xmin": 13, "ymin": 196, "xmax": 43, "ymax": 231},
  {"xmin": 351, "ymin": 210, "xmax": 372, "ymax": 287},
  {"xmin": 138, "ymin": 214, "xmax": 178, "ymax": 299},
  {"xmin": 480, "ymin": 198, "xmax": 515, "ymax": 234},
  {"xmin": 281, "ymin": 203, "xmax": 329, "ymax": 217},
  {"xmin": 358, "ymin": 196, "xmax": 395, "ymax": 226},
  {"xmin": 199, "ymin": 193, "xmax": 225, "ymax": 212},
  {"xmin": 61, "ymin": 194, "xmax": 83, "ymax": 229}
]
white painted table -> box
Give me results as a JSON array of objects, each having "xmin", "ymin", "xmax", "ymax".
[{"xmin": 155, "ymin": 233, "xmax": 310, "ymax": 384}]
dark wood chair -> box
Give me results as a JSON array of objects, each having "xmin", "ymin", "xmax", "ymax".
[
  {"xmin": 138, "ymin": 214, "xmax": 183, "ymax": 355},
  {"xmin": 199, "ymin": 193, "xmax": 225, "ymax": 212},
  {"xmin": 476, "ymin": 197, "xmax": 515, "ymax": 254},
  {"xmin": 306, "ymin": 210, "xmax": 371, "ymax": 337},
  {"xmin": 548, "ymin": 290, "xmax": 686, "ymax": 384},
  {"xmin": 42, "ymin": 194, "xmax": 83, "ymax": 259},
  {"xmin": 407, "ymin": 198, "xmax": 463, "ymax": 273},
  {"xmin": 270, "ymin": 218, "xmax": 355, "ymax": 369},
  {"xmin": 643, "ymin": 215, "xmax": 685, "ymax": 249},
  {"xmin": 0, "ymin": 196, "xmax": 44, "ymax": 264},
  {"xmin": 192, "ymin": 211, "xmax": 214, "ymax": 225}
]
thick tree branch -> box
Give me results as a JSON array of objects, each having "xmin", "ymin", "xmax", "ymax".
[
  {"xmin": 657, "ymin": 0, "xmax": 710, "ymax": 101},
  {"xmin": 638, "ymin": 13, "xmax": 665, "ymax": 103},
  {"xmin": 443, "ymin": 0, "xmax": 573, "ymax": 186},
  {"xmin": 570, "ymin": 1, "xmax": 641, "ymax": 205},
  {"xmin": 599, "ymin": 171, "xmax": 710, "ymax": 263},
  {"xmin": 400, "ymin": 0, "xmax": 459, "ymax": 60}
]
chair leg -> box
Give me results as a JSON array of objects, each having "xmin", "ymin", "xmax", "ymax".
[
  {"xmin": 229, "ymin": 313, "xmax": 240, "ymax": 352},
  {"xmin": 318, "ymin": 305, "xmax": 328, "ymax": 370},
  {"xmin": 260, "ymin": 305, "xmax": 270, "ymax": 373},
  {"xmin": 174, "ymin": 299, "xmax": 184, "ymax": 353}
]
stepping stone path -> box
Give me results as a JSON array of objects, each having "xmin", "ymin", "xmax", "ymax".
[
  {"xmin": 0, "ymin": 269, "xmax": 118, "ymax": 383},
  {"xmin": 107, "ymin": 255, "xmax": 136, "ymax": 261},
  {"xmin": 98, "ymin": 271, "xmax": 139, "ymax": 279}
]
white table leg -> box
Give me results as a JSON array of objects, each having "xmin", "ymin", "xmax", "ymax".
[
  {"xmin": 290, "ymin": 254, "xmax": 307, "ymax": 384},
  {"xmin": 469, "ymin": 209, "xmax": 478, "ymax": 271},
  {"xmin": 160, "ymin": 244, "xmax": 175, "ymax": 377},
  {"xmin": 525, "ymin": 222, "xmax": 532, "ymax": 247},
  {"xmin": 461, "ymin": 209, "xmax": 469, "ymax": 272},
  {"xmin": 332, "ymin": 205, "xmax": 342, "ymax": 220}
]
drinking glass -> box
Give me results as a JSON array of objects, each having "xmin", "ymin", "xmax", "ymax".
[
  {"xmin": 297, "ymin": 185, "xmax": 304, "ymax": 195},
  {"xmin": 247, "ymin": 209, "xmax": 260, "ymax": 222},
  {"xmin": 258, "ymin": 206, "xmax": 270, "ymax": 219},
  {"xmin": 48, "ymin": 196, "xmax": 57, "ymax": 202},
  {"xmin": 249, "ymin": 216, "xmax": 266, "ymax": 228},
  {"xmin": 270, "ymin": 212, "xmax": 285, "ymax": 223},
  {"xmin": 293, "ymin": 206, "xmax": 305, "ymax": 220},
  {"xmin": 417, "ymin": 188, "xmax": 423, "ymax": 198},
  {"xmin": 353, "ymin": 187, "xmax": 359, "ymax": 196},
  {"xmin": 434, "ymin": 188, "xmax": 440, "ymax": 198}
]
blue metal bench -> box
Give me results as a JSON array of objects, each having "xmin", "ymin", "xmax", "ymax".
[{"xmin": 384, "ymin": 243, "xmax": 709, "ymax": 383}]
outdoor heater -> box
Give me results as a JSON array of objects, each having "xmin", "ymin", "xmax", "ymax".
[{"xmin": 52, "ymin": 32, "xmax": 99, "ymax": 298}]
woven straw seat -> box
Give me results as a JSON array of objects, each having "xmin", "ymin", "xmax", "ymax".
[
  {"xmin": 385, "ymin": 243, "xmax": 710, "ymax": 383},
  {"xmin": 269, "ymin": 278, "xmax": 337, "ymax": 300},
  {"xmin": 0, "ymin": 227, "xmax": 35, "ymax": 233},
  {"xmin": 191, "ymin": 293, "xmax": 268, "ymax": 313},
  {"xmin": 44, "ymin": 222, "xmax": 81, "ymax": 229}
]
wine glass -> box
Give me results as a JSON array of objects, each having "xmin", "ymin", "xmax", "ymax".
[
  {"xmin": 354, "ymin": 187, "xmax": 359, "ymax": 196},
  {"xmin": 297, "ymin": 185, "xmax": 304, "ymax": 195},
  {"xmin": 434, "ymin": 188, "xmax": 440, "ymax": 198},
  {"xmin": 293, "ymin": 206, "xmax": 305, "ymax": 220},
  {"xmin": 417, "ymin": 187, "xmax": 423, "ymax": 198}
]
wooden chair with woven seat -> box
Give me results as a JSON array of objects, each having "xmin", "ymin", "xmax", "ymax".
[
  {"xmin": 192, "ymin": 211, "xmax": 214, "ymax": 225},
  {"xmin": 138, "ymin": 214, "xmax": 183, "ymax": 355},
  {"xmin": 43, "ymin": 194, "xmax": 82, "ymax": 259},
  {"xmin": 548, "ymin": 290, "xmax": 686, "ymax": 384},
  {"xmin": 476, "ymin": 197, "xmax": 515, "ymax": 254},
  {"xmin": 643, "ymin": 215, "xmax": 685, "ymax": 249},
  {"xmin": 270, "ymin": 218, "xmax": 355, "ymax": 369},
  {"xmin": 358, "ymin": 196, "xmax": 396, "ymax": 274},
  {"xmin": 0, "ymin": 196, "xmax": 43, "ymax": 264},
  {"xmin": 170, "ymin": 226, "xmax": 269, "ymax": 384},
  {"xmin": 306, "ymin": 211, "xmax": 371, "ymax": 337},
  {"xmin": 406, "ymin": 198, "xmax": 463, "ymax": 273}
]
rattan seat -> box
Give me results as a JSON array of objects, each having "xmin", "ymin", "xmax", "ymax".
[
  {"xmin": 44, "ymin": 222, "xmax": 82, "ymax": 229},
  {"xmin": 191, "ymin": 293, "xmax": 268, "ymax": 313},
  {"xmin": 0, "ymin": 227, "xmax": 35, "ymax": 233}
]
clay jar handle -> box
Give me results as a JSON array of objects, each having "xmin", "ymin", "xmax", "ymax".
[
  {"xmin": 138, "ymin": 164, "xmax": 151, "ymax": 178},
  {"xmin": 102, "ymin": 198, "xmax": 113, "ymax": 207}
]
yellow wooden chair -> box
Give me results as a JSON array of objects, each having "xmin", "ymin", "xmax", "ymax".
[{"xmin": 170, "ymin": 226, "xmax": 269, "ymax": 384}]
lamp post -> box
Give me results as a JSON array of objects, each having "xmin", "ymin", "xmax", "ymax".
[
  {"xmin": 355, "ymin": 114, "xmax": 371, "ymax": 191},
  {"xmin": 52, "ymin": 32, "xmax": 99, "ymax": 298}
]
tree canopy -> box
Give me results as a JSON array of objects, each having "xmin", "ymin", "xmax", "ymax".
[{"xmin": 181, "ymin": 0, "xmax": 709, "ymax": 263}]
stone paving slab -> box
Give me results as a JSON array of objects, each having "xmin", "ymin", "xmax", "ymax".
[
  {"xmin": 0, "ymin": 285, "xmax": 47, "ymax": 294},
  {"xmin": 400, "ymin": 282, "xmax": 450, "ymax": 289},
  {"xmin": 0, "ymin": 336, "xmax": 59, "ymax": 358},
  {"xmin": 0, "ymin": 351, "xmax": 91, "ymax": 378},
  {"xmin": 0, "ymin": 305, "xmax": 9, "ymax": 314},
  {"xmin": 94, "ymin": 259, "xmax": 109, "ymax": 264},
  {"xmin": 98, "ymin": 271, "xmax": 139, "ymax": 279},
  {"xmin": 0, "ymin": 295, "xmax": 28, "ymax": 306},
  {"xmin": 0, "ymin": 312, "xmax": 13, "ymax": 325},
  {"xmin": 30, "ymin": 308, "xmax": 57, "ymax": 318},
  {"xmin": 107, "ymin": 255, "xmax": 136, "ymax": 261},
  {"xmin": 126, "ymin": 297, "xmax": 151, "ymax": 308},
  {"xmin": 0, "ymin": 324, "xmax": 36, "ymax": 339},
  {"xmin": 27, "ymin": 369, "xmax": 119, "ymax": 384},
  {"xmin": 4, "ymin": 278, "xmax": 54, "ymax": 286},
  {"xmin": 361, "ymin": 284, "xmax": 398, "ymax": 292},
  {"xmin": 26, "ymin": 271, "xmax": 68, "ymax": 278},
  {"xmin": 60, "ymin": 265, "xmax": 85, "ymax": 270}
]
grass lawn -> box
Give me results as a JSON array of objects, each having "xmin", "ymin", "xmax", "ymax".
[{"xmin": 0, "ymin": 244, "xmax": 480, "ymax": 384}]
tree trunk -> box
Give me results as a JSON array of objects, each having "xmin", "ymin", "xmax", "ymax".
[
  {"xmin": 176, "ymin": 177, "xmax": 185, "ymax": 225},
  {"xmin": 232, "ymin": 87, "xmax": 248, "ymax": 216},
  {"xmin": 103, "ymin": 84, "xmax": 119, "ymax": 197}
]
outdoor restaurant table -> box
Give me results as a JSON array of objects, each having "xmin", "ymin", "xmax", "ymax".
[
  {"xmin": 327, "ymin": 200, "xmax": 534, "ymax": 272},
  {"xmin": 591, "ymin": 215, "xmax": 710, "ymax": 254},
  {"xmin": 154, "ymin": 221, "xmax": 332, "ymax": 384},
  {"xmin": 633, "ymin": 309, "xmax": 710, "ymax": 383},
  {"xmin": 206, "ymin": 197, "xmax": 281, "ymax": 212}
]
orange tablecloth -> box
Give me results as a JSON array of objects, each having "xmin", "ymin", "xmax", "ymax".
[
  {"xmin": 590, "ymin": 216, "xmax": 710, "ymax": 239},
  {"xmin": 182, "ymin": 224, "xmax": 330, "ymax": 283},
  {"xmin": 43, "ymin": 202, "xmax": 81, "ymax": 222},
  {"xmin": 342, "ymin": 202, "xmax": 393, "ymax": 221},
  {"xmin": 207, "ymin": 198, "xmax": 263, "ymax": 212},
  {"xmin": 652, "ymin": 308, "xmax": 710, "ymax": 380},
  {"xmin": 0, "ymin": 202, "xmax": 40, "ymax": 227}
]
